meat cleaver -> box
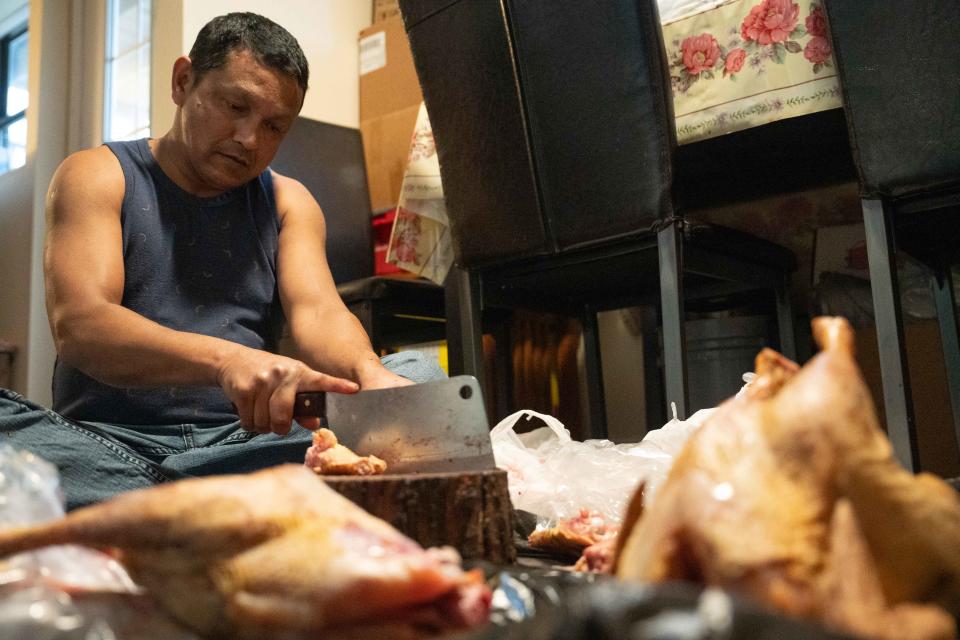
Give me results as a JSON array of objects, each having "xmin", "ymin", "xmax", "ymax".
[{"xmin": 293, "ymin": 375, "xmax": 496, "ymax": 473}]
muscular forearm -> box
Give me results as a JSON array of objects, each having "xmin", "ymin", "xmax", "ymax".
[
  {"xmin": 288, "ymin": 306, "xmax": 382, "ymax": 384},
  {"xmin": 52, "ymin": 301, "xmax": 244, "ymax": 388}
]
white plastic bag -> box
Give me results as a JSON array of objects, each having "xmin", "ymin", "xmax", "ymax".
[
  {"xmin": 491, "ymin": 407, "xmax": 715, "ymax": 527},
  {"xmin": 0, "ymin": 444, "xmax": 138, "ymax": 593},
  {"xmin": 0, "ymin": 445, "xmax": 201, "ymax": 640}
]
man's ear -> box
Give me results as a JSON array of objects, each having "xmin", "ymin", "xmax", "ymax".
[{"xmin": 171, "ymin": 56, "xmax": 194, "ymax": 106}]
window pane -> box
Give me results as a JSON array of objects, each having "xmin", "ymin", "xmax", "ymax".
[
  {"xmin": 0, "ymin": 116, "xmax": 27, "ymax": 172},
  {"xmin": 106, "ymin": 45, "xmax": 150, "ymax": 141},
  {"xmin": 7, "ymin": 117, "xmax": 26, "ymax": 169},
  {"xmin": 110, "ymin": 0, "xmax": 149, "ymax": 55},
  {"xmin": 6, "ymin": 30, "xmax": 28, "ymax": 116},
  {"xmin": 105, "ymin": 0, "xmax": 150, "ymax": 142}
]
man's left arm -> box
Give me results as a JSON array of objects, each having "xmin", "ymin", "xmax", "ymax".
[{"xmin": 273, "ymin": 171, "xmax": 412, "ymax": 390}]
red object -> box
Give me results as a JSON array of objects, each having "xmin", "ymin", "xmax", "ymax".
[{"xmin": 372, "ymin": 208, "xmax": 403, "ymax": 275}]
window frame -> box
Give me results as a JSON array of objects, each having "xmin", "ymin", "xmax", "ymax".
[{"xmin": 0, "ymin": 22, "xmax": 27, "ymax": 149}]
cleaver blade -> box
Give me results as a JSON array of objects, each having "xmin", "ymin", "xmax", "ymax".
[{"xmin": 294, "ymin": 376, "xmax": 495, "ymax": 473}]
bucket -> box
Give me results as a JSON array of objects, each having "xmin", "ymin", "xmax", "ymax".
[{"xmin": 685, "ymin": 315, "xmax": 769, "ymax": 412}]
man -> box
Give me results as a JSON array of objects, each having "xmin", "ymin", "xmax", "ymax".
[{"xmin": 0, "ymin": 13, "xmax": 442, "ymax": 509}]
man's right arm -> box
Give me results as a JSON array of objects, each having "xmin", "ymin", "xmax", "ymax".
[{"xmin": 44, "ymin": 147, "xmax": 357, "ymax": 433}]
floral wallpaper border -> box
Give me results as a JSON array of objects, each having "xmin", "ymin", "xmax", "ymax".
[{"xmin": 663, "ymin": 0, "xmax": 842, "ymax": 144}]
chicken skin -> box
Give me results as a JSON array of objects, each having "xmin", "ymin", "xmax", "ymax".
[
  {"xmin": 616, "ymin": 317, "xmax": 960, "ymax": 640},
  {"xmin": 0, "ymin": 464, "xmax": 490, "ymax": 639},
  {"xmin": 304, "ymin": 427, "xmax": 387, "ymax": 475}
]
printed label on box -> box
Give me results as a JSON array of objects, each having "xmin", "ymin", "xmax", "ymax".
[{"xmin": 359, "ymin": 31, "xmax": 387, "ymax": 75}]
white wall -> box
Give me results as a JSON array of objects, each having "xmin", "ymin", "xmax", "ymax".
[
  {"xmin": 0, "ymin": 163, "xmax": 33, "ymax": 392},
  {"xmin": 23, "ymin": 0, "xmax": 75, "ymax": 404}
]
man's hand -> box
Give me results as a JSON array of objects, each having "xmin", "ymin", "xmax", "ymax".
[
  {"xmin": 217, "ymin": 345, "xmax": 359, "ymax": 435},
  {"xmin": 358, "ymin": 366, "xmax": 415, "ymax": 391}
]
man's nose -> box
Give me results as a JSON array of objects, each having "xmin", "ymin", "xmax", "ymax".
[{"xmin": 233, "ymin": 118, "xmax": 259, "ymax": 150}]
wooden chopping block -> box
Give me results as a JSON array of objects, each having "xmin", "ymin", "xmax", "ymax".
[{"xmin": 323, "ymin": 469, "xmax": 516, "ymax": 564}]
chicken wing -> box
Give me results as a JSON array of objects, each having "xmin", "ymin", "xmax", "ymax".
[{"xmin": 304, "ymin": 427, "xmax": 387, "ymax": 475}]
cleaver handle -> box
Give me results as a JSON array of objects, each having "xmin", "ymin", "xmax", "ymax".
[{"xmin": 293, "ymin": 392, "xmax": 327, "ymax": 421}]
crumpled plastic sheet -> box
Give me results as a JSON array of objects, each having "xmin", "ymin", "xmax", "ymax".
[
  {"xmin": 491, "ymin": 407, "xmax": 716, "ymax": 529},
  {"xmin": 459, "ymin": 565, "xmax": 856, "ymax": 640},
  {"xmin": 0, "ymin": 444, "xmax": 198, "ymax": 640}
]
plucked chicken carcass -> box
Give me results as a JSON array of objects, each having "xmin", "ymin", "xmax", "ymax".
[
  {"xmin": 305, "ymin": 427, "xmax": 387, "ymax": 475},
  {"xmin": 616, "ymin": 317, "xmax": 960, "ymax": 640},
  {"xmin": 0, "ymin": 464, "xmax": 490, "ymax": 639}
]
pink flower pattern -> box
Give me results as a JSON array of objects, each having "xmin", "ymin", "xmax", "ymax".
[
  {"xmin": 669, "ymin": 1, "xmax": 833, "ymax": 95},
  {"xmin": 805, "ymin": 5, "xmax": 827, "ymax": 37},
  {"xmin": 681, "ymin": 33, "xmax": 722, "ymax": 74},
  {"xmin": 725, "ymin": 48, "xmax": 747, "ymax": 75},
  {"xmin": 392, "ymin": 208, "xmax": 422, "ymax": 265},
  {"xmin": 804, "ymin": 35, "xmax": 832, "ymax": 64},
  {"xmin": 740, "ymin": 0, "xmax": 800, "ymax": 45}
]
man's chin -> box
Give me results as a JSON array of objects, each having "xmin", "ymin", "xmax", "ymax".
[{"xmin": 204, "ymin": 168, "xmax": 255, "ymax": 193}]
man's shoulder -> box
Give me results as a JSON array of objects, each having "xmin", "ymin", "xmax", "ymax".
[
  {"xmin": 49, "ymin": 145, "xmax": 125, "ymax": 208},
  {"xmin": 58, "ymin": 145, "xmax": 123, "ymax": 179},
  {"xmin": 268, "ymin": 169, "xmax": 321, "ymax": 218},
  {"xmin": 267, "ymin": 168, "xmax": 306, "ymax": 196},
  {"xmin": 56, "ymin": 146, "xmax": 124, "ymax": 186}
]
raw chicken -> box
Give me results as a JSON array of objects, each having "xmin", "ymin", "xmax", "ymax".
[
  {"xmin": 616, "ymin": 317, "xmax": 960, "ymax": 640},
  {"xmin": 305, "ymin": 427, "xmax": 387, "ymax": 475},
  {"xmin": 0, "ymin": 465, "xmax": 491, "ymax": 639},
  {"xmin": 572, "ymin": 537, "xmax": 616, "ymax": 573},
  {"xmin": 528, "ymin": 509, "xmax": 617, "ymax": 559}
]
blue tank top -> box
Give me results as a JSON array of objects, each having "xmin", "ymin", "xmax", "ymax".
[{"xmin": 52, "ymin": 139, "xmax": 284, "ymax": 424}]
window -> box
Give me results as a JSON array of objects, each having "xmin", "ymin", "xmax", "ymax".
[
  {"xmin": 104, "ymin": 0, "xmax": 150, "ymax": 141},
  {"xmin": 0, "ymin": 22, "xmax": 27, "ymax": 174}
]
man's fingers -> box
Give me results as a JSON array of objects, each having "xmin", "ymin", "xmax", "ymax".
[
  {"xmin": 302, "ymin": 370, "xmax": 359, "ymax": 394},
  {"xmin": 252, "ymin": 389, "xmax": 272, "ymax": 433},
  {"xmin": 234, "ymin": 398, "xmax": 256, "ymax": 432},
  {"xmin": 269, "ymin": 377, "xmax": 298, "ymax": 436}
]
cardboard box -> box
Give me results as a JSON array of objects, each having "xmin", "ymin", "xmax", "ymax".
[
  {"xmin": 812, "ymin": 223, "xmax": 869, "ymax": 285},
  {"xmin": 372, "ymin": 0, "xmax": 400, "ymax": 23},
  {"xmin": 854, "ymin": 320, "xmax": 960, "ymax": 477},
  {"xmin": 359, "ymin": 17, "xmax": 423, "ymax": 122},
  {"xmin": 359, "ymin": 17, "xmax": 424, "ymax": 212},
  {"xmin": 361, "ymin": 104, "xmax": 420, "ymax": 212}
]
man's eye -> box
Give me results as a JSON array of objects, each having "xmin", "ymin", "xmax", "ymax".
[{"xmin": 228, "ymin": 102, "xmax": 243, "ymax": 112}]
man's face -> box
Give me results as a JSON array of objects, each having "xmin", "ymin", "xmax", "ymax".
[{"xmin": 176, "ymin": 49, "xmax": 303, "ymax": 192}]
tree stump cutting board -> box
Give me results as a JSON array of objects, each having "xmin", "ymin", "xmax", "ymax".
[{"xmin": 323, "ymin": 469, "xmax": 516, "ymax": 564}]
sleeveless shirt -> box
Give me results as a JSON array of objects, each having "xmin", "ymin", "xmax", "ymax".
[{"xmin": 52, "ymin": 139, "xmax": 284, "ymax": 424}]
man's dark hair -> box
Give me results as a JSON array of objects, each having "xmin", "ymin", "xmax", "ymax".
[{"xmin": 188, "ymin": 12, "xmax": 309, "ymax": 94}]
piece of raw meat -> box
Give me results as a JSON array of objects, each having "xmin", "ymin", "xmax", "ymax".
[
  {"xmin": 528, "ymin": 509, "xmax": 618, "ymax": 558},
  {"xmin": 0, "ymin": 465, "xmax": 490, "ymax": 639},
  {"xmin": 304, "ymin": 427, "xmax": 387, "ymax": 475},
  {"xmin": 572, "ymin": 537, "xmax": 617, "ymax": 573},
  {"xmin": 615, "ymin": 317, "xmax": 960, "ymax": 640}
]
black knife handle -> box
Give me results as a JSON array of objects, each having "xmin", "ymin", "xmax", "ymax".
[{"xmin": 293, "ymin": 392, "xmax": 326, "ymax": 419}]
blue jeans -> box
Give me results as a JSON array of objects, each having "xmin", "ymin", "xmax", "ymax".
[{"xmin": 0, "ymin": 352, "xmax": 445, "ymax": 510}]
